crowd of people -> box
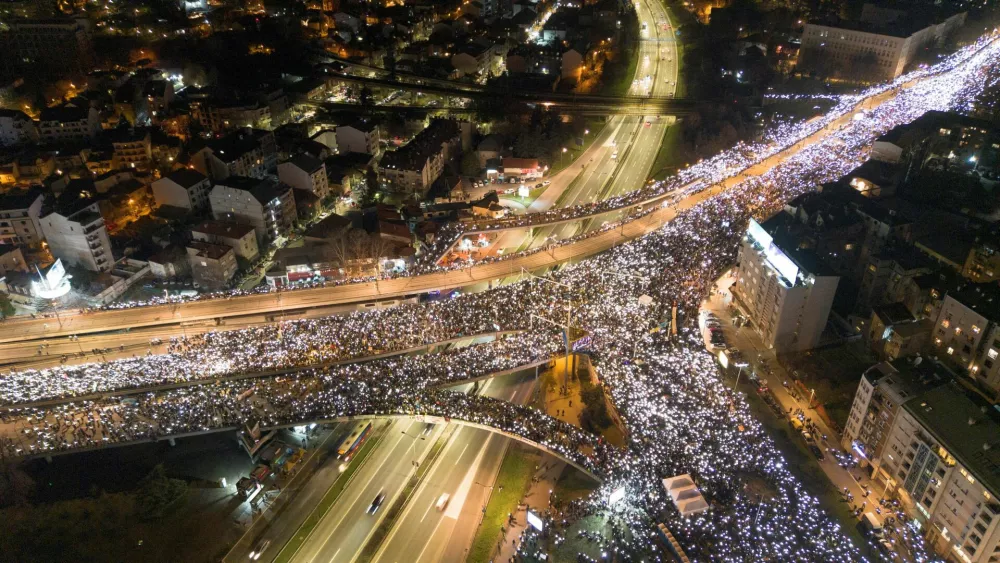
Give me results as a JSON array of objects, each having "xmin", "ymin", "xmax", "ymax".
[{"xmin": 6, "ymin": 26, "xmax": 1000, "ymax": 563}]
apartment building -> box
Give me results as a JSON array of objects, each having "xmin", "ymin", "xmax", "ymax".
[
  {"xmin": 930, "ymin": 284, "xmax": 1000, "ymax": 401},
  {"xmin": 378, "ymin": 119, "xmax": 460, "ymax": 198},
  {"xmin": 191, "ymin": 128, "xmax": 277, "ymax": 181},
  {"xmin": 843, "ymin": 357, "xmax": 949, "ymax": 467},
  {"xmin": 110, "ymin": 129, "xmax": 152, "ymax": 170},
  {"xmin": 879, "ymin": 383, "xmax": 1000, "ymax": 563},
  {"xmin": 335, "ymin": 119, "xmax": 381, "ymax": 155},
  {"xmin": 37, "ymin": 104, "xmax": 100, "ymax": 144},
  {"xmin": 186, "ymin": 241, "xmax": 237, "ymax": 289},
  {"xmin": 732, "ymin": 216, "xmax": 840, "ymax": 353},
  {"xmin": 0, "ymin": 188, "xmax": 44, "ymax": 247},
  {"xmin": 0, "ymin": 17, "xmax": 94, "ymax": 77},
  {"xmin": 278, "ymin": 154, "xmax": 330, "ymax": 199},
  {"xmin": 39, "ymin": 203, "xmax": 114, "ymax": 272},
  {"xmin": 151, "ymin": 169, "xmax": 211, "ymax": 211},
  {"xmin": 191, "ymin": 220, "xmax": 259, "ymax": 261},
  {"xmin": 799, "ymin": 6, "xmax": 966, "ymax": 81},
  {"xmin": 0, "ymin": 109, "xmax": 38, "ymax": 147},
  {"xmin": 209, "ymin": 176, "xmax": 297, "ymax": 244}
]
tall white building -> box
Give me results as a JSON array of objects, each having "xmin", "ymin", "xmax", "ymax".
[
  {"xmin": 209, "ymin": 176, "xmax": 297, "ymax": 244},
  {"xmin": 0, "ymin": 188, "xmax": 45, "ymax": 247},
  {"xmin": 278, "ymin": 154, "xmax": 330, "ymax": 200},
  {"xmin": 878, "ymin": 383, "xmax": 1000, "ymax": 563},
  {"xmin": 335, "ymin": 119, "xmax": 381, "ymax": 155},
  {"xmin": 37, "ymin": 104, "xmax": 100, "ymax": 144},
  {"xmin": 39, "ymin": 203, "xmax": 113, "ymax": 272},
  {"xmin": 733, "ymin": 217, "xmax": 840, "ymax": 352}
]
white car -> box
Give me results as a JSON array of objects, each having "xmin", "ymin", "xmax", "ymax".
[
  {"xmin": 543, "ymin": 180, "xmax": 551, "ymax": 185},
  {"xmin": 249, "ymin": 539, "xmax": 270, "ymax": 560},
  {"xmin": 436, "ymin": 493, "xmax": 451, "ymax": 511}
]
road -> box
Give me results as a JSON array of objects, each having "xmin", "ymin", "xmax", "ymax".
[
  {"xmin": 286, "ymin": 371, "xmax": 535, "ymax": 563},
  {"xmin": 371, "ymin": 373, "xmax": 536, "ymax": 563},
  {"xmin": 0, "ymin": 32, "xmax": 928, "ymax": 347}
]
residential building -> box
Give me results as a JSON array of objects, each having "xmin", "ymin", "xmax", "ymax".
[
  {"xmin": 151, "ymin": 169, "xmax": 211, "ymax": 211},
  {"xmin": 191, "ymin": 220, "xmax": 259, "ymax": 261},
  {"xmin": 191, "ymin": 128, "xmax": 277, "ymax": 181},
  {"xmin": 931, "ymin": 284, "xmax": 1000, "ymax": 401},
  {"xmin": 336, "ymin": 119, "xmax": 382, "ymax": 155},
  {"xmin": 879, "ymin": 383, "xmax": 1000, "ymax": 563},
  {"xmin": 798, "ymin": 7, "xmax": 966, "ymax": 81},
  {"xmin": 0, "ymin": 244, "xmax": 26, "ymax": 275},
  {"xmin": 842, "ymin": 357, "xmax": 949, "ymax": 471},
  {"xmin": 278, "ymin": 154, "xmax": 330, "ymax": 199},
  {"xmin": 0, "ymin": 109, "xmax": 38, "ymax": 147},
  {"xmin": 0, "ymin": 17, "xmax": 94, "ymax": 78},
  {"xmin": 732, "ymin": 216, "xmax": 840, "ymax": 352},
  {"xmin": 378, "ymin": 119, "xmax": 460, "ymax": 197},
  {"xmin": 186, "ymin": 241, "xmax": 237, "ymax": 290},
  {"xmin": 37, "ymin": 104, "xmax": 100, "ymax": 144},
  {"xmin": 147, "ymin": 245, "xmax": 187, "ymax": 279},
  {"xmin": 209, "ymin": 176, "xmax": 297, "ymax": 244},
  {"xmin": 39, "ymin": 202, "xmax": 114, "ymax": 272},
  {"xmin": 0, "ymin": 188, "xmax": 45, "ymax": 247},
  {"xmin": 869, "ymin": 302, "xmax": 933, "ymax": 361},
  {"xmin": 110, "ymin": 129, "xmax": 152, "ymax": 170}
]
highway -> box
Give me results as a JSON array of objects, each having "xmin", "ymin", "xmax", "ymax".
[
  {"xmin": 285, "ymin": 371, "xmax": 535, "ymax": 563},
  {"xmin": 371, "ymin": 373, "xmax": 535, "ymax": 563}
]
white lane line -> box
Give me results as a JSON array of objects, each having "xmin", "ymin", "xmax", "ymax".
[
  {"xmin": 455, "ymin": 443, "xmax": 469, "ymax": 464},
  {"xmin": 333, "ymin": 548, "xmax": 342, "ymax": 560},
  {"xmin": 420, "ymin": 499, "xmax": 435, "ymax": 523}
]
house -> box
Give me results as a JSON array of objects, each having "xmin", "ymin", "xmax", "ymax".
[
  {"xmin": 501, "ymin": 157, "xmax": 542, "ymax": 179},
  {"xmin": 477, "ymin": 134, "xmax": 504, "ymax": 167},
  {"xmin": 561, "ymin": 48, "xmax": 584, "ymax": 81},
  {"xmin": 209, "ymin": 176, "xmax": 298, "ymax": 244},
  {"xmin": 278, "ymin": 154, "xmax": 330, "ymax": 199},
  {"xmin": 191, "ymin": 220, "xmax": 260, "ymax": 261},
  {"xmin": 0, "ymin": 245, "xmax": 27, "ymax": 275},
  {"xmin": 147, "ymin": 245, "xmax": 188, "ymax": 278},
  {"xmin": 151, "ymin": 169, "xmax": 211, "ymax": 211},
  {"xmin": 186, "ymin": 241, "xmax": 237, "ymax": 289},
  {"xmin": 336, "ymin": 119, "xmax": 382, "ymax": 155},
  {"xmin": 109, "ymin": 129, "xmax": 152, "ymax": 170}
]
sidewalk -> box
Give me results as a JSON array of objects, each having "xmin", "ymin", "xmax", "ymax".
[
  {"xmin": 701, "ymin": 276, "xmax": 893, "ymax": 524},
  {"xmin": 493, "ymin": 454, "xmax": 565, "ymax": 562}
]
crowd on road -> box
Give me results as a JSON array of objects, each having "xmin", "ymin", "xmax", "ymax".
[{"xmin": 5, "ymin": 27, "xmax": 1000, "ymax": 563}]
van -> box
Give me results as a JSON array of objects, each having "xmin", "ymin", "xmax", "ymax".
[{"xmin": 862, "ymin": 512, "xmax": 883, "ymax": 537}]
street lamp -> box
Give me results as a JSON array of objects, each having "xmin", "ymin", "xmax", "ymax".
[{"xmin": 560, "ymin": 147, "xmax": 567, "ymax": 167}]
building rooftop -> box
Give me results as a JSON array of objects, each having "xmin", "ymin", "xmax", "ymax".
[
  {"xmin": 39, "ymin": 105, "xmax": 90, "ymax": 124},
  {"xmin": 873, "ymin": 302, "xmax": 916, "ymax": 325},
  {"xmin": 0, "ymin": 188, "xmax": 43, "ymax": 210},
  {"xmin": 287, "ymin": 153, "xmax": 324, "ymax": 174},
  {"xmin": 216, "ymin": 176, "xmax": 287, "ymax": 205},
  {"xmin": 945, "ymin": 283, "xmax": 1000, "ymax": 322},
  {"xmin": 192, "ymin": 220, "xmax": 256, "ymax": 240},
  {"xmin": 380, "ymin": 119, "xmax": 460, "ymax": 173},
  {"xmin": 339, "ymin": 118, "xmax": 380, "ymax": 134},
  {"xmin": 187, "ymin": 241, "xmax": 233, "ymax": 261},
  {"xmin": 905, "ymin": 382, "xmax": 1000, "ymax": 497},
  {"xmin": 206, "ymin": 128, "xmax": 271, "ymax": 164},
  {"xmin": 163, "ymin": 168, "xmax": 208, "ymax": 189}
]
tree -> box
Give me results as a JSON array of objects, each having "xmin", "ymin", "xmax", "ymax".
[
  {"xmin": 460, "ymin": 151, "xmax": 481, "ymax": 177},
  {"xmin": 134, "ymin": 464, "xmax": 187, "ymax": 520},
  {"xmin": 0, "ymin": 294, "xmax": 14, "ymax": 319},
  {"xmin": 359, "ymin": 166, "xmax": 379, "ymax": 208}
]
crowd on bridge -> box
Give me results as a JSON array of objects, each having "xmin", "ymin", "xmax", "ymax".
[{"xmin": 5, "ymin": 27, "xmax": 1000, "ymax": 563}]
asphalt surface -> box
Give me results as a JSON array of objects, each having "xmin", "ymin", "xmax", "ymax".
[
  {"xmin": 372, "ymin": 374, "xmax": 536, "ymax": 563},
  {"xmin": 284, "ymin": 371, "xmax": 535, "ymax": 563}
]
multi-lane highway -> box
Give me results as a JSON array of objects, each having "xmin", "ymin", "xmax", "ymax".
[{"xmin": 282, "ymin": 371, "xmax": 535, "ymax": 563}]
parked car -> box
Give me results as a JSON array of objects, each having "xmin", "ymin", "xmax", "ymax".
[{"xmin": 808, "ymin": 445, "xmax": 826, "ymax": 461}]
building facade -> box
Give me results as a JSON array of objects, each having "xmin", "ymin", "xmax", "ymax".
[
  {"xmin": 151, "ymin": 169, "xmax": 211, "ymax": 211},
  {"xmin": 0, "ymin": 109, "xmax": 38, "ymax": 147},
  {"xmin": 209, "ymin": 176, "xmax": 297, "ymax": 244},
  {"xmin": 733, "ymin": 217, "xmax": 840, "ymax": 353},
  {"xmin": 191, "ymin": 220, "xmax": 259, "ymax": 261},
  {"xmin": 277, "ymin": 154, "xmax": 330, "ymax": 199},
  {"xmin": 0, "ymin": 189, "xmax": 44, "ymax": 247},
  {"xmin": 186, "ymin": 241, "xmax": 237, "ymax": 289},
  {"xmin": 39, "ymin": 204, "xmax": 114, "ymax": 272}
]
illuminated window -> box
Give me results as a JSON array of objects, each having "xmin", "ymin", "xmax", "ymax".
[
  {"xmin": 985, "ymin": 491, "xmax": 992, "ymax": 500},
  {"xmin": 990, "ymin": 349, "xmax": 998, "ymax": 360},
  {"xmin": 948, "ymin": 347, "xmax": 955, "ymax": 355},
  {"xmin": 942, "ymin": 320, "xmax": 951, "ymax": 328},
  {"xmin": 935, "ymin": 338, "xmax": 942, "ymax": 345},
  {"xmin": 956, "ymin": 327, "xmax": 962, "ymax": 335},
  {"xmin": 973, "ymin": 325, "xmax": 981, "ymax": 334}
]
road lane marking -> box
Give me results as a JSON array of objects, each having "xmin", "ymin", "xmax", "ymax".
[
  {"xmin": 455, "ymin": 443, "xmax": 469, "ymax": 464},
  {"xmin": 420, "ymin": 499, "xmax": 435, "ymax": 522}
]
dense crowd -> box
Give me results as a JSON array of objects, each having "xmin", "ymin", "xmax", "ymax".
[{"xmin": 6, "ymin": 26, "xmax": 1000, "ymax": 562}]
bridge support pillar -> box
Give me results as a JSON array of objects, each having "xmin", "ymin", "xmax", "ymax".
[
  {"xmin": 168, "ymin": 438, "xmax": 176, "ymax": 446},
  {"xmin": 45, "ymin": 455, "xmax": 52, "ymax": 463}
]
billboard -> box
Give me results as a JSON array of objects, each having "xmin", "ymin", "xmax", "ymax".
[{"xmin": 526, "ymin": 511, "xmax": 544, "ymax": 531}]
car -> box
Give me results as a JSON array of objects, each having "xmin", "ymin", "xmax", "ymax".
[
  {"xmin": 535, "ymin": 183, "xmax": 543, "ymax": 189},
  {"xmin": 543, "ymin": 180, "xmax": 551, "ymax": 185},
  {"xmin": 421, "ymin": 423, "xmax": 435, "ymax": 436},
  {"xmin": 644, "ymin": 121, "xmax": 651, "ymax": 128},
  {"xmin": 509, "ymin": 177, "xmax": 518, "ymax": 184},
  {"xmin": 368, "ymin": 491, "xmax": 387, "ymax": 514},
  {"xmin": 436, "ymin": 493, "xmax": 451, "ymax": 511},
  {"xmin": 249, "ymin": 539, "xmax": 271, "ymax": 560},
  {"xmin": 503, "ymin": 188, "xmax": 516, "ymax": 194},
  {"xmin": 808, "ymin": 445, "xmax": 826, "ymax": 461}
]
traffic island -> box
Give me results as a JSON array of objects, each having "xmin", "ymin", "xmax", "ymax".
[{"xmin": 466, "ymin": 445, "xmax": 540, "ymax": 563}]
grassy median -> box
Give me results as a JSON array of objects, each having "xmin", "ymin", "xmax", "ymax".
[
  {"xmin": 467, "ymin": 446, "xmax": 539, "ymax": 563},
  {"xmin": 273, "ymin": 429, "xmax": 384, "ymax": 563}
]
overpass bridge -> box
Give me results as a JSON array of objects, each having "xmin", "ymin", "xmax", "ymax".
[{"xmin": 5, "ymin": 390, "xmax": 619, "ymax": 481}]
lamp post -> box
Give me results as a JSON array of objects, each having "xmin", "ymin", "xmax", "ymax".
[
  {"xmin": 733, "ymin": 361, "xmax": 749, "ymax": 389},
  {"xmin": 560, "ymin": 147, "xmax": 567, "ymax": 167},
  {"xmin": 522, "ymin": 269, "xmax": 577, "ymax": 393}
]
